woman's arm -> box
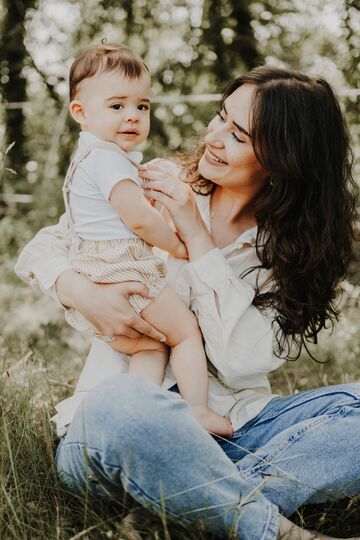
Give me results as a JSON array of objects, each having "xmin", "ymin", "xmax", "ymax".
[
  {"xmin": 140, "ymin": 164, "xmax": 215, "ymax": 260},
  {"xmin": 56, "ymin": 270, "xmax": 165, "ymax": 339},
  {"xmin": 15, "ymin": 215, "xmax": 166, "ymax": 341},
  {"xmin": 140, "ymin": 165, "xmax": 285, "ymax": 381},
  {"xmin": 183, "ymin": 248, "xmax": 285, "ymax": 382}
]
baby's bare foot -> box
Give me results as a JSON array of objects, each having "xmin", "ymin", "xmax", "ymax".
[{"xmin": 192, "ymin": 406, "xmax": 233, "ymax": 436}]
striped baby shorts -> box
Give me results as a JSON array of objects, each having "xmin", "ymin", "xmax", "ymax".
[{"xmin": 65, "ymin": 237, "xmax": 167, "ymax": 337}]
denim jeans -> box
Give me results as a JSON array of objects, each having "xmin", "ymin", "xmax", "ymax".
[{"xmin": 55, "ymin": 375, "xmax": 360, "ymax": 540}]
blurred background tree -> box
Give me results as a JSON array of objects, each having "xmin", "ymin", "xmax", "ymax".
[{"xmin": 0, "ymin": 0, "xmax": 358, "ymax": 244}]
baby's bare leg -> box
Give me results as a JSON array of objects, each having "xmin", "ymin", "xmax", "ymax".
[
  {"xmin": 110, "ymin": 335, "xmax": 168, "ymax": 385},
  {"xmin": 141, "ymin": 285, "xmax": 233, "ymax": 436},
  {"xmin": 130, "ymin": 347, "xmax": 168, "ymax": 386}
]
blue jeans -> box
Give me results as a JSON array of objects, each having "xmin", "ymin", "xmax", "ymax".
[{"xmin": 55, "ymin": 375, "xmax": 360, "ymax": 540}]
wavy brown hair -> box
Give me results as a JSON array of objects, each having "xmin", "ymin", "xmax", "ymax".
[{"xmin": 181, "ymin": 66, "xmax": 358, "ymax": 359}]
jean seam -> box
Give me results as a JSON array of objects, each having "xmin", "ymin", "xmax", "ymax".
[
  {"xmin": 259, "ymin": 503, "xmax": 279, "ymax": 540},
  {"xmin": 241, "ymin": 414, "xmax": 330, "ymax": 478},
  {"xmin": 241, "ymin": 404, "xmax": 357, "ymax": 481},
  {"xmin": 58, "ymin": 441, "xmax": 196, "ymax": 527},
  {"xmin": 254, "ymin": 386, "xmax": 360, "ymax": 425}
]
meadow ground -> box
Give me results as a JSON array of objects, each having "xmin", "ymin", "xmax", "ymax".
[{"xmin": 1, "ymin": 251, "xmax": 360, "ymax": 539}]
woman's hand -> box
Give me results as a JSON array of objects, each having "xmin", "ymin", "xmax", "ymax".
[
  {"xmin": 55, "ymin": 269, "xmax": 166, "ymax": 341},
  {"xmin": 170, "ymin": 240, "xmax": 188, "ymax": 260},
  {"xmin": 140, "ymin": 163, "xmax": 215, "ymax": 259}
]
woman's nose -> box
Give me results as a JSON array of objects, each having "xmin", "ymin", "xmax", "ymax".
[{"xmin": 204, "ymin": 128, "xmax": 224, "ymax": 148}]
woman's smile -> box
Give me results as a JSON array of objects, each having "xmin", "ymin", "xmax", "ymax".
[{"xmin": 204, "ymin": 147, "xmax": 228, "ymax": 166}]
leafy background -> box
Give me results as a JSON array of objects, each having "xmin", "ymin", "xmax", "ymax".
[{"xmin": 0, "ymin": 0, "xmax": 359, "ymax": 538}]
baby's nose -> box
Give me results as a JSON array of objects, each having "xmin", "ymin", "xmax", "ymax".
[{"xmin": 125, "ymin": 109, "xmax": 139, "ymax": 122}]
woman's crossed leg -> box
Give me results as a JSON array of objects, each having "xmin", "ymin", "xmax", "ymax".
[{"xmin": 217, "ymin": 384, "xmax": 360, "ymax": 519}]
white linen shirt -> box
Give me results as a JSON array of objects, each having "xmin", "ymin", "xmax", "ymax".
[{"xmin": 15, "ymin": 190, "xmax": 286, "ymax": 437}]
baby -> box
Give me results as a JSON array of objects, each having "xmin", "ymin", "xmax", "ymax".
[{"xmin": 62, "ymin": 42, "xmax": 232, "ymax": 436}]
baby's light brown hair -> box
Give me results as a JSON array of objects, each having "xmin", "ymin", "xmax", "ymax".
[{"xmin": 69, "ymin": 42, "xmax": 149, "ymax": 101}]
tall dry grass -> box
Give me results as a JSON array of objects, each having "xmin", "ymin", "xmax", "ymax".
[{"xmin": 1, "ymin": 253, "xmax": 360, "ymax": 538}]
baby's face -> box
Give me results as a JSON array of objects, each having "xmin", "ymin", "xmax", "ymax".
[{"xmin": 76, "ymin": 70, "xmax": 151, "ymax": 151}]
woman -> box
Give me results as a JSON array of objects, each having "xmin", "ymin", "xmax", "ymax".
[{"xmin": 16, "ymin": 66, "xmax": 359, "ymax": 539}]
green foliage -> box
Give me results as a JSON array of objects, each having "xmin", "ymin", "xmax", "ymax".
[{"xmin": 0, "ymin": 0, "xmax": 358, "ymax": 238}]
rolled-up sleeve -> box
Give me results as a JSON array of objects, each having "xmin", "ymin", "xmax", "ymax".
[
  {"xmin": 183, "ymin": 248, "xmax": 284, "ymax": 385},
  {"xmin": 14, "ymin": 213, "xmax": 72, "ymax": 306}
]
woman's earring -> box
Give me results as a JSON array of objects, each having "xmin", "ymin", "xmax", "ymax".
[{"xmin": 269, "ymin": 178, "xmax": 274, "ymax": 187}]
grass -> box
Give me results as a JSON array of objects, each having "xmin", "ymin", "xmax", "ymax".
[{"xmin": 1, "ymin": 251, "xmax": 360, "ymax": 539}]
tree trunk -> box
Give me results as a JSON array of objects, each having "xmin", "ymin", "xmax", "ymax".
[
  {"xmin": 0, "ymin": 0, "xmax": 36, "ymax": 177},
  {"xmin": 201, "ymin": 0, "xmax": 262, "ymax": 88}
]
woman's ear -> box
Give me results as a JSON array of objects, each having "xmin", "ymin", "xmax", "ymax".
[{"xmin": 69, "ymin": 100, "xmax": 86, "ymax": 126}]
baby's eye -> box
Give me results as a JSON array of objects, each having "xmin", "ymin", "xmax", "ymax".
[
  {"xmin": 111, "ymin": 104, "xmax": 123, "ymax": 110},
  {"xmin": 138, "ymin": 104, "xmax": 150, "ymax": 111}
]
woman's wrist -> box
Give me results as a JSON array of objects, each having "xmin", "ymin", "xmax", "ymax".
[{"xmin": 185, "ymin": 227, "xmax": 216, "ymax": 261}]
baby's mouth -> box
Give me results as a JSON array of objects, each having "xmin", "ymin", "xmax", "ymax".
[{"xmin": 119, "ymin": 130, "xmax": 139, "ymax": 136}]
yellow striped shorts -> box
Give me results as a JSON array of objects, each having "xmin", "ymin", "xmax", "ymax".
[{"xmin": 65, "ymin": 237, "xmax": 167, "ymax": 336}]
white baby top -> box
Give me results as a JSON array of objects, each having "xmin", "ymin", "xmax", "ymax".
[{"xmin": 68, "ymin": 131, "xmax": 143, "ymax": 241}]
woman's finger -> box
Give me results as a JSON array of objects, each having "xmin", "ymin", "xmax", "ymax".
[
  {"xmin": 140, "ymin": 169, "xmax": 173, "ymax": 181},
  {"xmin": 143, "ymin": 189, "xmax": 176, "ymax": 211},
  {"xmin": 142, "ymin": 181, "xmax": 179, "ymax": 198},
  {"xmin": 131, "ymin": 316, "xmax": 167, "ymax": 342},
  {"xmin": 116, "ymin": 326, "xmax": 144, "ymax": 339},
  {"xmin": 122, "ymin": 281, "xmax": 153, "ymax": 298},
  {"xmin": 141, "ymin": 179, "xmax": 189, "ymax": 201},
  {"xmin": 120, "ymin": 282, "xmax": 166, "ymax": 341}
]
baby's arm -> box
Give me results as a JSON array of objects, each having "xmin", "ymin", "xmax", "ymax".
[{"xmin": 109, "ymin": 179, "xmax": 187, "ymax": 258}]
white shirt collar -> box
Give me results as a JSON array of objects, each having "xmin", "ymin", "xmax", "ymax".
[
  {"xmin": 78, "ymin": 131, "xmax": 143, "ymax": 164},
  {"xmin": 196, "ymin": 192, "xmax": 257, "ymax": 248}
]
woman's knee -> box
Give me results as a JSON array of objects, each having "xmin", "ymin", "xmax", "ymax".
[{"xmin": 79, "ymin": 374, "xmax": 187, "ymax": 435}]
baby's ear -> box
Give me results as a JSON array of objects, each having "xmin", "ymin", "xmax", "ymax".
[{"xmin": 69, "ymin": 100, "xmax": 86, "ymax": 125}]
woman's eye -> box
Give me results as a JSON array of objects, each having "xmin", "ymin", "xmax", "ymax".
[
  {"xmin": 138, "ymin": 104, "xmax": 150, "ymax": 111},
  {"xmin": 216, "ymin": 110, "xmax": 244, "ymax": 143},
  {"xmin": 111, "ymin": 104, "xmax": 122, "ymax": 110},
  {"xmin": 231, "ymin": 132, "xmax": 245, "ymax": 144}
]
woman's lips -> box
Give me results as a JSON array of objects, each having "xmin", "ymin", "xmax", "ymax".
[{"xmin": 204, "ymin": 148, "xmax": 227, "ymax": 167}]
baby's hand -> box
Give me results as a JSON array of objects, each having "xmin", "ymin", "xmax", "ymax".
[{"xmin": 171, "ymin": 241, "xmax": 188, "ymax": 260}]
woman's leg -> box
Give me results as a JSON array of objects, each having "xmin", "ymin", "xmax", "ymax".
[
  {"xmin": 56, "ymin": 374, "xmax": 279, "ymax": 540},
  {"xmin": 217, "ymin": 384, "xmax": 360, "ymax": 517}
]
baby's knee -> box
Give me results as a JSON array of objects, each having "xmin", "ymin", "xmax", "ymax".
[{"xmin": 168, "ymin": 310, "xmax": 202, "ymax": 345}]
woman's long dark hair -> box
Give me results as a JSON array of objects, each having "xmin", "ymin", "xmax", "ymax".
[{"xmin": 182, "ymin": 66, "xmax": 358, "ymax": 359}]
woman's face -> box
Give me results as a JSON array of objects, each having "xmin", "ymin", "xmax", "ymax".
[{"xmin": 199, "ymin": 84, "xmax": 268, "ymax": 193}]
